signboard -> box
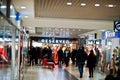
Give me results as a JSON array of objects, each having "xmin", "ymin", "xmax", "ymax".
[
  {"xmin": 102, "ymin": 31, "xmax": 120, "ymax": 39},
  {"xmin": 30, "ymin": 37, "xmax": 75, "ymax": 44},
  {"xmin": 38, "ymin": 38, "xmax": 70, "ymax": 44}
]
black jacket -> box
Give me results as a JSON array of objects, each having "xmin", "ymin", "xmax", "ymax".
[{"xmin": 76, "ymin": 49, "xmax": 87, "ymax": 62}]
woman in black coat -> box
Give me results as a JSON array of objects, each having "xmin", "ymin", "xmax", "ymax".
[
  {"xmin": 87, "ymin": 49, "xmax": 96, "ymax": 78},
  {"xmin": 63, "ymin": 47, "xmax": 70, "ymax": 67}
]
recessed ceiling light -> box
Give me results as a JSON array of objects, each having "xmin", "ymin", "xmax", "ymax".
[
  {"xmin": 20, "ymin": 6, "xmax": 26, "ymax": 9},
  {"xmin": 67, "ymin": 2, "xmax": 72, "ymax": 6},
  {"xmin": 95, "ymin": 4, "xmax": 100, "ymax": 7},
  {"xmin": 81, "ymin": 3, "xmax": 86, "ymax": 6},
  {"xmin": 106, "ymin": 4, "xmax": 116, "ymax": 7},
  {"xmin": 24, "ymin": 16, "xmax": 29, "ymax": 18}
]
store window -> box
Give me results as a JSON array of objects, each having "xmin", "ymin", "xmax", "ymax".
[
  {"xmin": 10, "ymin": 4, "xmax": 17, "ymax": 26},
  {"xmin": 0, "ymin": 13, "xmax": 12, "ymax": 80},
  {"xmin": 0, "ymin": 12, "xmax": 21, "ymax": 80},
  {"xmin": 0, "ymin": 0, "xmax": 7, "ymax": 15}
]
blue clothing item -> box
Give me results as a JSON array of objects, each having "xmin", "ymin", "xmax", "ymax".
[{"xmin": 77, "ymin": 62, "xmax": 85, "ymax": 77}]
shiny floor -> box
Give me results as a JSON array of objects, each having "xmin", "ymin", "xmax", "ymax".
[
  {"xmin": 0, "ymin": 64, "xmax": 11, "ymax": 80},
  {"xmin": 23, "ymin": 63, "xmax": 106, "ymax": 80}
]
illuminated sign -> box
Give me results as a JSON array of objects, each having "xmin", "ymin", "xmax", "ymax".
[
  {"xmin": 105, "ymin": 31, "xmax": 115, "ymax": 38},
  {"xmin": 39, "ymin": 39, "xmax": 70, "ymax": 44}
]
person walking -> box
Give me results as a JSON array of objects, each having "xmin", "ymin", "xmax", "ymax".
[
  {"xmin": 87, "ymin": 49, "xmax": 97, "ymax": 78},
  {"xmin": 63, "ymin": 47, "xmax": 70, "ymax": 67},
  {"xmin": 71, "ymin": 49, "xmax": 77, "ymax": 65},
  {"xmin": 58, "ymin": 47, "xmax": 64, "ymax": 65},
  {"xmin": 76, "ymin": 46, "xmax": 87, "ymax": 78}
]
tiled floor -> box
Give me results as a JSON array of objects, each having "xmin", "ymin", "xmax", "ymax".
[{"xmin": 23, "ymin": 64, "xmax": 106, "ymax": 80}]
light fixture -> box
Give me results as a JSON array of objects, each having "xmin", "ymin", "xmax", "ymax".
[
  {"xmin": 10, "ymin": 5, "xmax": 13, "ymax": 9},
  {"xmin": 1, "ymin": 5, "xmax": 13, "ymax": 9},
  {"xmin": 95, "ymin": 4, "xmax": 100, "ymax": 7},
  {"xmin": 10, "ymin": 15, "xmax": 16, "ymax": 18},
  {"xmin": 0, "ymin": 5, "xmax": 6, "ymax": 8},
  {"xmin": 67, "ymin": 2, "xmax": 72, "ymax": 6},
  {"xmin": 81, "ymin": 3, "xmax": 86, "ymax": 6},
  {"xmin": 20, "ymin": 6, "xmax": 26, "ymax": 9},
  {"xmin": 24, "ymin": 16, "xmax": 29, "ymax": 18},
  {"xmin": 106, "ymin": 4, "xmax": 116, "ymax": 7}
]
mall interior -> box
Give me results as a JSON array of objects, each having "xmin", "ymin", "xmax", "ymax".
[{"xmin": 0, "ymin": 0, "xmax": 120, "ymax": 80}]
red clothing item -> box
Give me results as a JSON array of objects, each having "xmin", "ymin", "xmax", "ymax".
[
  {"xmin": 0, "ymin": 48, "xmax": 8, "ymax": 62},
  {"xmin": 54, "ymin": 46, "xmax": 59, "ymax": 64}
]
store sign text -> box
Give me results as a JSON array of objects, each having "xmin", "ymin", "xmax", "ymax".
[
  {"xmin": 38, "ymin": 39, "xmax": 70, "ymax": 44},
  {"xmin": 105, "ymin": 31, "xmax": 116, "ymax": 38}
]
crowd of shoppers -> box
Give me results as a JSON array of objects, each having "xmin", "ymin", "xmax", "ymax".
[
  {"xmin": 27, "ymin": 45, "xmax": 104, "ymax": 79},
  {"xmin": 28, "ymin": 46, "xmax": 53, "ymax": 66}
]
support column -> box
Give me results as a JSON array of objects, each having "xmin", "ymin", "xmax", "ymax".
[{"xmin": 11, "ymin": 27, "xmax": 16, "ymax": 80}]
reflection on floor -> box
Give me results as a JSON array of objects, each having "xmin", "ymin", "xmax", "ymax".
[
  {"xmin": 65, "ymin": 64, "xmax": 106, "ymax": 80},
  {"xmin": 0, "ymin": 64, "xmax": 11, "ymax": 80},
  {"xmin": 23, "ymin": 64, "xmax": 106, "ymax": 80}
]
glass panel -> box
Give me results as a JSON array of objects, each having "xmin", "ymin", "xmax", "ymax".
[
  {"xmin": 10, "ymin": 5, "xmax": 17, "ymax": 26},
  {"xmin": 0, "ymin": 0, "xmax": 7, "ymax": 16},
  {"xmin": 0, "ymin": 14, "xmax": 11, "ymax": 80}
]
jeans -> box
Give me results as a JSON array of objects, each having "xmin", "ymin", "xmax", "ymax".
[{"xmin": 77, "ymin": 62, "xmax": 85, "ymax": 77}]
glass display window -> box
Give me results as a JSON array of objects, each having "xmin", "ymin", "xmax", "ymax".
[
  {"xmin": 0, "ymin": 0, "xmax": 7, "ymax": 16},
  {"xmin": 0, "ymin": 13, "xmax": 12, "ymax": 80}
]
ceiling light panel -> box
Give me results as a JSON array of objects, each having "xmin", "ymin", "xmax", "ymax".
[
  {"xmin": 106, "ymin": 4, "xmax": 116, "ymax": 7},
  {"xmin": 94, "ymin": 4, "xmax": 100, "ymax": 7},
  {"xmin": 67, "ymin": 2, "xmax": 72, "ymax": 6},
  {"xmin": 24, "ymin": 16, "xmax": 29, "ymax": 18},
  {"xmin": 20, "ymin": 6, "xmax": 26, "ymax": 9},
  {"xmin": 80, "ymin": 3, "xmax": 86, "ymax": 6}
]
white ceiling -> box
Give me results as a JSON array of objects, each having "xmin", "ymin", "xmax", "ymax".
[{"xmin": 11, "ymin": 0, "xmax": 120, "ymax": 37}]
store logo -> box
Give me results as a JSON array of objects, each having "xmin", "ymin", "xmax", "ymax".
[
  {"xmin": 105, "ymin": 31, "xmax": 115, "ymax": 38},
  {"xmin": 116, "ymin": 23, "xmax": 120, "ymax": 31},
  {"xmin": 40, "ymin": 39, "xmax": 70, "ymax": 44}
]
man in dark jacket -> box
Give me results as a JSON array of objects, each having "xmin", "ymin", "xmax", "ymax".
[
  {"xmin": 64, "ymin": 47, "xmax": 70, "ymax": 67},
  {"xmin": 76, "ymin": 46, "xmax": 87, "ymax": 78},
  {"xmin": 58, "ymin": 47, "xmax": 63, "ymax": 65}
]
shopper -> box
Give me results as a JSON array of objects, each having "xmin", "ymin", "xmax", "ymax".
[
  {"xmin": 87, "ymin": 49, "xmax": 97, "ymax": 78},
  {"xmin": 76, "ymin": 46, "xmax": 87, "ymax": 78},
  {"xmin": 58, "ymin": 47, "xmax": 64, "ymax": 65},
  {"xmin": 28, "ymin": 47, "xmax": 35, "ymax": 66},
  {"xmin": 71, "ymin": 49, "xmax": 77, "ymax": 65},
  {"xmin": 63, "ymin": 47, "xmax": 70, "ymax": 67}
]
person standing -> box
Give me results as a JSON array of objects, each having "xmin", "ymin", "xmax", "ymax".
[
  {"xmin": 87, "ymin": 49, "xmax": 97, "ymax": 78},
  {"xmin": 76, "ymin": 46, "xmax": 87, "ymax": 78}
]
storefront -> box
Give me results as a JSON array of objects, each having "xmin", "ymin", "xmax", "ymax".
[
  {"xmin": 102, "ymin": 30, "xmax": 120, "ymax": 62},
  {"xmin": 29, "ymin": 37, "xmax": 78, "ymax": 64},
  {"xmin": 0, "ymin": 1, "xmax": 28, "ymax": 80}
]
